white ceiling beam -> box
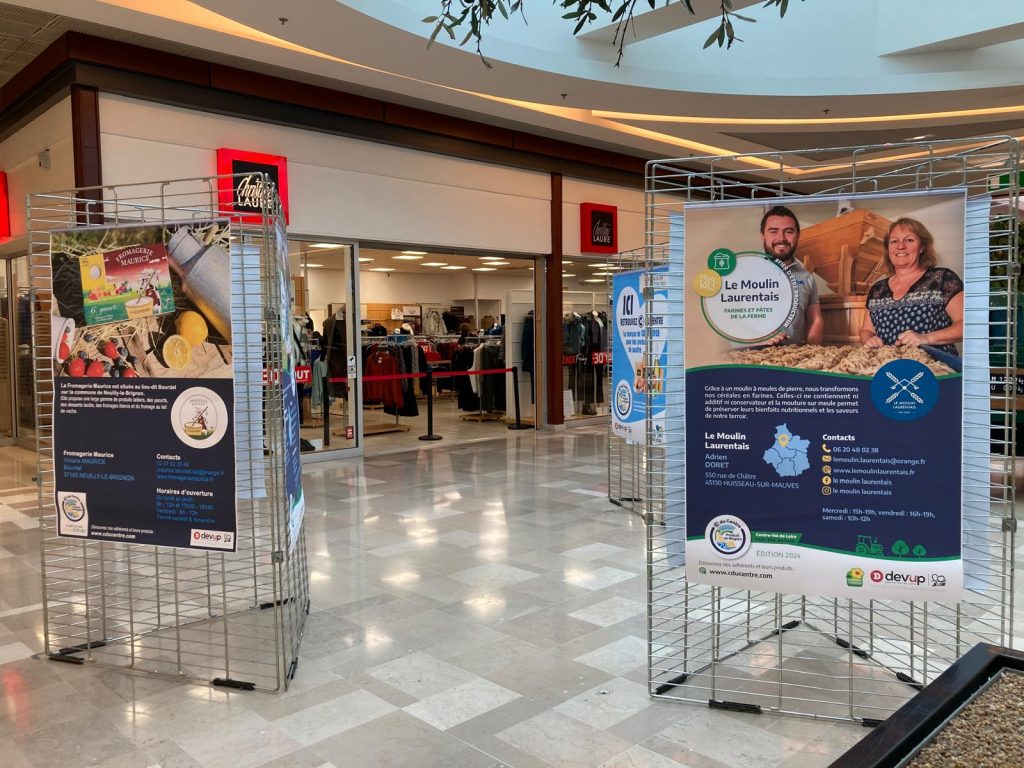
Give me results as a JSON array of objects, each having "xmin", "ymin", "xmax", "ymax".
[
  {"xmin": 878, "ymin": 0, "xmax": 1024, "ymax": 55},
  {"xmin": 578, "ymin": 0, "xmax": 760, "ymax": 45}
]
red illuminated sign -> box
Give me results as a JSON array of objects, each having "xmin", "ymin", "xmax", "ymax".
[
  {"xmin": 580, "ymin": 202, "xmax": 617, "ymax": 254},
  {"xmin": 0, "ymin": 172, "xmax": 9, "ymax": 239},
  {"xmin": 216, "ymin": 148, "xmax": 289, "ymax": 223}
]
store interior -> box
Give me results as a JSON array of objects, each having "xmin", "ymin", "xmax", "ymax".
[{"xmin": 288, "ymin": 240, "xmax": 624, "ymax": 456}]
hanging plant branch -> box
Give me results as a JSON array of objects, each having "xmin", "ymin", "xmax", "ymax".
[
  {"xmin": 425, "ymin": 0, "xmax": 803, "ymax": 66},
  {"xmin": 424, "ymin": 0, "xmax": 525, "ymax": 68}
]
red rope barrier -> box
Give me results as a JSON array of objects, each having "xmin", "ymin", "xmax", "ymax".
[{"xmin": 325, "ymin": 367, "xmax": 513, "ymax": 384}]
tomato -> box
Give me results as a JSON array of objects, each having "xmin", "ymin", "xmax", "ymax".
[{"xmin": 67, "ymin": 358, "xmax": 86, "ymax": 377}]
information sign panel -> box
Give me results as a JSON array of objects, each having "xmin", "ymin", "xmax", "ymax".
[
  {"xmin": 50, "ymin": 221, "xmax": 237, "ymax": 550},
  {"xmin": 683, "ymin": 192, "xmax": 966, "ymax": 600}
]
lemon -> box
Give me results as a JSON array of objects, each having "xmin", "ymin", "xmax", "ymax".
[
  {"xmin": 175, "ymin": 311, "xmax": 208, "ymax": 345},
  {"xmin": 162, "ymin": 334, "xmax": 192, "ymax": 370}
]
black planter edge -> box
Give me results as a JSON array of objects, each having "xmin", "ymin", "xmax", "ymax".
[{"xmin": 830, "ymin": 643, "xmax": 1024, "ymax": 768}]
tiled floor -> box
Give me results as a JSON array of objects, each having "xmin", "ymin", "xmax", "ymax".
[
  {"xmin": 0, "ymin": 430, "xmax": 872, "ymax": 767},
  {"xmin": 300, "ymin": 396, "xmax": 607, "ymax": 456}
]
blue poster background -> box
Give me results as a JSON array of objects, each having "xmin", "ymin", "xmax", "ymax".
[
  {"xmin": 55, "ymin": 377, "xmax": 236, "ymax": 550},
  {"xmin": 687, "ymin": 366, "xmax": 961, "ymax": 560},
  {"xmin": 611, "ymin": 269, "xmax": 668, "ymax": 442}
]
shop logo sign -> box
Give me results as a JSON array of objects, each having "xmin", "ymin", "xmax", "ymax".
[
  {"xmin": 0, "ymin": 171, "xmax": 9, "ymax": 239},
  {"xmin": 580, "ymin": 202, "xmax": 617, "ymax": 254},
  {"xmin": 216, "ymin": 148, "xmax": 289, "ymax": 223},
  {"xmin": 846, "ymin": 567, "xmax": 864, "ymax": 587}
]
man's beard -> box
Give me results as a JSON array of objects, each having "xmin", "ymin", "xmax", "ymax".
[{"xmin": 764, "ymin": 240, "xmax": 796, "ymax": 262}]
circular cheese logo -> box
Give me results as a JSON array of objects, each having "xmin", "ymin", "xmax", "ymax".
[{"xmin": 171, "ymin": 387, "xmax": 229, "ymax": 448}]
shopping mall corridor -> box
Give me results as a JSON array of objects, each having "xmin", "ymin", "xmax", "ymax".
[{"xmin": 0, "ymin": 431, "xmax": 865, "ymax": 767}]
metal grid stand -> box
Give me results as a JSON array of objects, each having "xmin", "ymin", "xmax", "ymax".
[
  {"xmin": 608, "ymin": 247, "xmax": 648, "ymax": 517},
  {"xmin": 645, "ymin": 138, "xmax": 1018, "ymax": 723},
  {"xmin": 30, "ymin": 175, "xmax": 309, "ymax": 692}
]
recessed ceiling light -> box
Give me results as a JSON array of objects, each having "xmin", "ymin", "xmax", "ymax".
[
  {"xmin": 358, "ymin": 257, "xmax": 373, "ymax": 263},
  {"xmin": 588, "ymin": 263, "xmax": 611, "ymax": 268},
  {"xmin": 602, "ymin": 266, "xmax": 624, "ymax": 271},
  {"xmin": 584, "ymin": 278, "xmax": 605, "ymax": 283},
  {"xmin": 311, "ymin": 242, "xmax": 343, "ymax": 249},
  {"xmin": 484, "ymin": 261, "xmax": 509, "ymax": 266},
  {"xmin": 393, "ymin": 254, "xmax": 423, "ymax": 260},
  {"xmin": 422, "ymin": 262, "xmax": 448, "ymax": 267},
  {"xmin": 472, "ymin": 267, "xmax": 496, "ymax": 272},
  {"xmin": 441, "ymin": 265, "xmax": 467, "ymax": 270},
  {"xmin": 401, "ymin": 250, "xmax": 428, "ymax": 255},
  {"xmin": 592, "ymin": 271, "xmax": 613, "ymax": 276},
  {"xmin": 305, "ymin": 263, "xmax": 323, "ymax": 268},
  {"xmin": 369, "ymin": 267, "xmax": 393, "ymax": 272},
  {"xmin": 906, "ymin": 134, "xmax": 934, "ymax": 141},
  {"xmin": 479, "ymin": 256, "xmax": 504, "ymax": 260},
  {"xmin": 563, "ymin": 273, "xmax": 576, "ymax": 277}
]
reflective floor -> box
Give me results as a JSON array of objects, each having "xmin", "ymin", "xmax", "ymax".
[{"xmin": 0, "ymin": 432, "xmax": 869, "ymax": 767}]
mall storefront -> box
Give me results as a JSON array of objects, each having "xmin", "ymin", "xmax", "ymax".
[{"xmin": 0, "ymin": 36, "xmax": 646, "ymax": 459}]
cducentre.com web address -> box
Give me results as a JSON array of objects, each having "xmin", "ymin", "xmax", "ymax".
[{"xmin": 707, "ymin": 569, "xmax": 773, "ymax": 579}]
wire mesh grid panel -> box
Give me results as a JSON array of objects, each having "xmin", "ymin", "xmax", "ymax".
[
  {"xmin": 608, "ymin": 246, "xmax": 649, "ymax": 516},
  {"xmin": 30, "ymin": 176, "xmax": 309, "ymax": 691},
  {"xmin": 645, "ymin": 138, "xmax": 1018, "ymax": 722}
]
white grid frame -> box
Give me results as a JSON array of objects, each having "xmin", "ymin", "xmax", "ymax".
[
  {"xmin": 645, "ymin": 138, "xmax": 1019, "ymax": 723},
  {"xmin": 30, "ymin": 175, "xmax": 309, "ymax": 692}
]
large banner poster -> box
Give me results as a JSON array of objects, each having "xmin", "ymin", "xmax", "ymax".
[
  {"xmin": 612, "ymin": 268, "xmax": 668, "ymax": 443},
  {"xmin": 51, "ymin": 221, "xmax": 237, "ymax": 551},
  {"xmin": 684, "ymin": 192, "xmax": 966, "ymax": 600}
]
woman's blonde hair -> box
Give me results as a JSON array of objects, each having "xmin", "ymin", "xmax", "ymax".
[{"xmin": 882, "ymin": 217, "xmax": 937, "ymax": 274}]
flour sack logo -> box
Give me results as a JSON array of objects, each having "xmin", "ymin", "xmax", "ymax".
[
  {"xmin": 705, "ymin": 515, "xmax": 751, "ymax": 560},
  {"xmin": 870, "ymin": 359, "xmax": 938, "ymax": 422}
]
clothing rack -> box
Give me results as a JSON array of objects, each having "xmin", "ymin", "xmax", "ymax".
[
  {"xmin": 356, "ymin": 337, "xmax": 420, "ymax": 436},
  {"xmin": 460, "ymin": 338, "xmax": 505, "ymax": 422}
]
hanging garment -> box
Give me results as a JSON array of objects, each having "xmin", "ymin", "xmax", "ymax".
[
  {"xmin": 479, "ymin": 344, "xmax": 506, "ymax": 412},
  {"xmin": 453, "ymin": 345, "xmax": 480, "ymax": 412},
  {"xmin": 310, "ymin": 358, "xmax": 330, "ymax": 410}
]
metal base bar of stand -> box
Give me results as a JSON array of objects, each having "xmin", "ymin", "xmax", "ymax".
[
  {"xmin": 322, "ymin": 375, "xmax": 330, "ymax": 448},
  {"xmin": 419, "ymin": 368, "xmax": 443, "ymax": 441},
  {"xmin": 507, "ymin": 366, "xmax": 533, "ymax": 430}
]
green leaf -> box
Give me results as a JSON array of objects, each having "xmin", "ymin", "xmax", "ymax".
[
  {"xmin": 574, "ymin": 16, "xmax": 588, "ymax": 33},
  {"xmin": 422, "ymin": 15, "xmax": 438, "ymax": 23},
  {"xmin": 703, "ymin": 26, "xmax": 721, "ymax": 48},
  {"xmin": 563, "ymin": 10, "xmax": 583, "ymax": 18},
  {"xmin": 460, "ymin": 27, "xmax": 475, "ymax": 46},
  {"xmin": 497, "ymin": 1, "xmax": 508, "ymax": 19},
  {"xmin": 612, "ymin": 4, "xmax": 626, "ymax": 21},
  {"xmin": 781, "ymin": 0, "xmax": 790, "ymax": 16},
  {"xmin": 682, "ymin": 0, "xmax": 695, "ymax": 12},
  {"xmin": 723, "ymin": 0, "xmax": 733, "ymax": 9},
  {"xmin": 427, "ymin": 23, "xmax": 443, "ymax": 47}
]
